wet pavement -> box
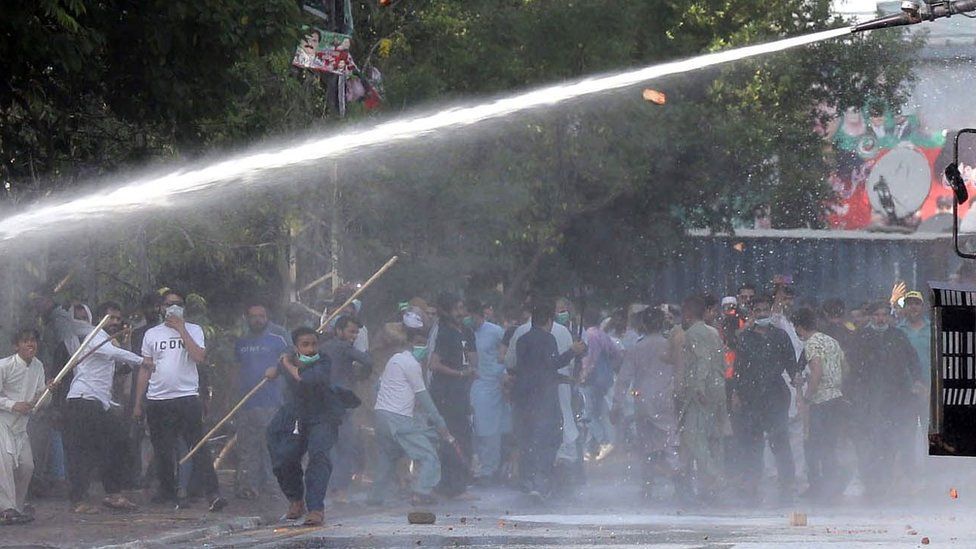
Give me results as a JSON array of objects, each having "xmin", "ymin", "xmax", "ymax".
[{"xmin": 5, "ymin": 459, "xmax": 976, "ymax": 548}]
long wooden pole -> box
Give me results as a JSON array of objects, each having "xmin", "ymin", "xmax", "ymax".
[
  {"xmin": 70, "ymin": 326, "xmax": 134, "ymax": 368},
  {"xmin": 181, "ymin": 255, "xmax": 400, "ymax": 465},
  {"xmin": 316, "ymin": 255, "xmax": 398, "ymax": 333},
  {"xmin": 33, "ymin": 314, "xmax": 112, "ymax": 409},
  {"xmin": 179, "ymin": 377, "xmax": 268, "ymax": 465}
]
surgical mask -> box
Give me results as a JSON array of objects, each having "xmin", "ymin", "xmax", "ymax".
[
  {"xmin": 462, "ymin": 316, "xmax": 474, "ymax": 328},
  {"xmin": 165, "ymin": 304, "xmax": 184, "ymax": 319},
  {"xmin": 412, "ymin": 345, "xmax": 429, "ymax": 362},
  {"xmin": 555, "ymin": 311, "xmax": 571, "ymax": 326},
  {"xmin": 298, "ymin": 353, "xmax": 319, "ymax": 365}
]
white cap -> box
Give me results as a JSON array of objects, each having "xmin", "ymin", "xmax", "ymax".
[{"xmin": 721, "ymin": 296, "xmax": 737, "ymax": 307}]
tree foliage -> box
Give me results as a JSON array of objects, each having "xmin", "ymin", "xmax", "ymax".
[{"xmin": 0, "ymin": 0, "xmax": 921, "ymax": 316}]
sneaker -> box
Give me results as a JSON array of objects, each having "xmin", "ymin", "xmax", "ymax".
[{"xmin": 208, "ymin": 495, "xmax": 228, "ymax": 513}]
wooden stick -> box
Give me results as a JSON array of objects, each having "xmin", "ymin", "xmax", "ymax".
[
  {"xmin": 180, "ymin": 378, "xmax": 268, "ymax": 465},
  {"xmin": 299, "ymin": 271, "xmax": 334, "ymax": 295},
  {"xmin": 213, "ymin": 433, "xmax": 238, "ymax": 471},
  {"xmin": 70, "ymin": 326, "xmax": 134, "ymax": 367},
  {"xmin": 33, "ymin": 314, "xmax": 112, "ymax": 409},
  {"xmin": 316, "ymin": 255, "xmax": 399, "ymax": 333},
  {"xmin": 53, "ymin": 269, "xmax": 76, "ymax": 294}
]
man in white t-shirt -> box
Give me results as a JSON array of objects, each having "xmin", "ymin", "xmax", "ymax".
[
  {"xmin": 133, "ymin": 289, "xmax": 226, "ymax": 511},
  {"xmin": 367, "ymin": 308, "xmax": 453, "ymax": 506}
]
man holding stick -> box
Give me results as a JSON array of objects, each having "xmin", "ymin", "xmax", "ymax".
[
  {"xmin": 63, "ymin": 302, "xmax": 149, "ymax": 514},
  {"xmin": 133, "ymin": 289, "xmax": 227, "ymax": 512},
  {"xmin": 1, "ymin": 330, "xmax": 55, "ymax": 525}
]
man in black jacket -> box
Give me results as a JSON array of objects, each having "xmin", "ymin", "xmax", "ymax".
[
  {"xmin": 509, "ymin": 299, "xmax": 585, "ymax": 500},
  {"xmin": 848, "ymin": 302, "xmax": 919, "ymax": 499},
  {"xmin": 731, "ymin": 295, "xmax": 799, "ymax": 504}
]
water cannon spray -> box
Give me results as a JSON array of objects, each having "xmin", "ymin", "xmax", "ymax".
[{"xmin": 852, "ymin": 0, "xmax": 976, "ymax": 32}]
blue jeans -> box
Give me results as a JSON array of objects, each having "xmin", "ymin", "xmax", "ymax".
[{"xmin": 267, "ymin": 412, "xmax": 337, "ymax": 512}]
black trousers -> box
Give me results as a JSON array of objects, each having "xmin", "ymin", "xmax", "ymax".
[
  {"xmin": 737, "ymin": 400, "xmax": 795, "ymax": 494},
  {"xmin": 806, "ymin": 397, "xmax": 847, "ymax": 498},
  {"xmin": 514, "ymin": 397, "xmax": 561, "ymax": 495},
  {"xmin": 432, "ymin": 389, "xmax": 472, "ymax": 497},
  {"xmin": 63, "ymin": 398, "xmax": 126, "ymax": 503},
  {"xmin": 146, "ymin": 396, "xmax": 219, "ymax": 500}
]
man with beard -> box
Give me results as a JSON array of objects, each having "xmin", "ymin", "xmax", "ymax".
[
  {"xmin": 233, "ymin": 302, "xmax": 289, "ymax": 500},
  {"xmin": 63, "ymin": 302, "xmax": 150, "ymax": 513},
  {"xmin": 428, "ymin": 293, "xmax": 477, "ymax": 497},
  {"xmin": 731, "ymin": 295, "xmax": 798, "ymax": 505},
  {"xmin": 848, "ymin": 302, "xmax": 919, "ymax": 499},
  {"xmin": 322, "ymin": 316, "xmax": 373, "ymax": 503}
]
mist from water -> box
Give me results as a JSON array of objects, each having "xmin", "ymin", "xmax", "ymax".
[{"xmin": 0, "ymin": 27, "xmax": 851, "ymax": 245}]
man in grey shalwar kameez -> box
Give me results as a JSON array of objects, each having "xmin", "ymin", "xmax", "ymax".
[{"xmin": 613, "ymin": 308, "xmax": 678, "ymax": 498}]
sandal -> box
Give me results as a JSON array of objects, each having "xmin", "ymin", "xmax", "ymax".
[
  {"xmin": 72, "ymin": 502, "xmax": 100, "ymax": 515},
  {"xmin": 102, "ymin": 494, "xmax": 139, "ymax": 511},
  {"xmin": 302, "ymin": 510, "xmax": 324, "ymax": 526},
  {"xmin": 0, "ymin": 508, "xmax": 32, "ymax": 525},
  {"xmin": 284, "ymin": 500, "xmax": 306, "ymax": 520}
]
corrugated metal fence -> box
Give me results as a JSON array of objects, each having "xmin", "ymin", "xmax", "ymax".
[{"xmin": 648, "ymin": 229, "xmax": 956, "ymax": 305}]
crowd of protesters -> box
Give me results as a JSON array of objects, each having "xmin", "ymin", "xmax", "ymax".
[{"xmin": 0, "ymin": 276, "xmax": 933, "ymax": 525}]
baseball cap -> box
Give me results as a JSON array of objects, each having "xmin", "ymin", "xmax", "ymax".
[{"xmin": 904, "ymin": 291, "xmax": 924, "ymax": 303}]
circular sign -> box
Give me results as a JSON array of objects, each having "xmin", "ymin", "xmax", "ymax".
[{"xmin": 866, "ymin": 146, "xmax": 931, "ymax": 218}]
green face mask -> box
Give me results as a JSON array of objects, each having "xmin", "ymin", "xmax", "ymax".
[
  {"xmin": 555, "ymin": 311, "xmax": 571, "ymax": 326},
  {"xmin": 411, "ymin": 345, "xmax": 429, "ymax": 362},
  {"xmin": 462, "ymin": 316, "xmax": 474, "ymax": 328},
  {"xmin": 298, "ymin": 353, "xmax": 319, "ymax": 365}
]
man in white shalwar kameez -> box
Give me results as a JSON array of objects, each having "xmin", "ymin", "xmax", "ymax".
[{"xmin": 0, "ymin": 329, "xmax": 49, "ymax": 524}]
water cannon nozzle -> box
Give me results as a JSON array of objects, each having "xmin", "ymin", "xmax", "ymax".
[{"xmin": 852, "ymin": 0, "xmax": 976, "ymax": 33}]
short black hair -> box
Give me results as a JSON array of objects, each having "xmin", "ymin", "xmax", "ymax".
[
  {"xmin": 792, "ymin": 307, "xmax": 818, "ymax": 331},
  {"xmin": 161, "ymin": 288, "xmax": 185, "ymax": 301},
  {"xmin": 641, "ymin": 308, "xmax": 666, "ymax": 334},
  {"xmin": 738, "ymin": 283, "xmax": 757, "ymax": 293},
  {"xmin": 683, "ymin": 295, "xmax": 706, "ymax": 320},
  {"xmin": 822, "ymin": 298, "xmax": 846, "ymax": 319},
  {"xmin": 244, "ymin": 300, "xmax": 269, "ymax": 313},
  {"xmin": 751, "ymin": 294, "xmax": 774, "ymax": 308},
  {"xmin": 95, "ymin": 301, "xmax": 123, "ymax": 319},
  {"xmin": 530, "ymin": 298, "xmax": 555, "ymax": 327},
  {"xmin": 582, "ymin": 308, "xmax": 602, "ymax": 328},
  {"xmin": 701, "ymin": 293, "xmax": 719, "ymax": 309},
  {"xmin": 291, "ymin": 326, "xmax": 319, "ymax": 345},
  {"xmin": 436, "ymin": 292, "xmax": 461, "ymax": 315},
  {"xmin": 12, "ymin": 328, "xmax": 39, "ymax": 345},
  {"xmin": 335, "ymin": 316, "xmax": 362, "ymax": 331},
  {"xmin": 465, "ymin": 298, "xmax": 484, "ymax": 317}
]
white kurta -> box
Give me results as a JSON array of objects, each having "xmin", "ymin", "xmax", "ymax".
[{"xmin": 0, "ymin": 353, "xmax": 46, "ymax": 511}]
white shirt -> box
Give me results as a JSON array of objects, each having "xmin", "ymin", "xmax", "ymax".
[
  {"xmin": 68, "ymin": 330, "xmax": 143, "ymax": 410},
  {"xmin": 0, "ymin": 353, "xmax": 46, "ymax": 462},
  {"xmin": 141, "ymin": 323, "xmax": 206, "ymax": 401},
  {"xmin": 504, "ymin": 320, "xmax": 574, "ymax": 374},
  {"xmin": 374, "ymin": 351, "xmax": 427, "ymax": 417}
]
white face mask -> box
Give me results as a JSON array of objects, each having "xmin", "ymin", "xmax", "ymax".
[{"xmin": 165, "ymin": 304, "xmax": 184, "ymax": 319}]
